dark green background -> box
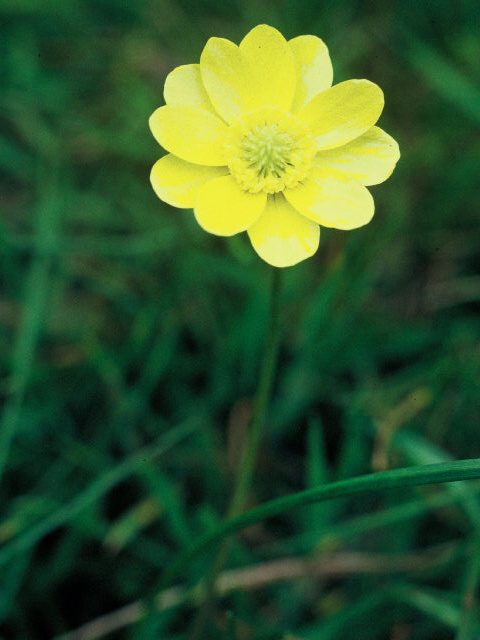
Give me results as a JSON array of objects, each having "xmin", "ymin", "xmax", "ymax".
[{"xmin": 1, "ymin": 1, "xmax": 480, "ymax": 638}]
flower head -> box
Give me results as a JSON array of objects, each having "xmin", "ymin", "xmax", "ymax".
[{"xmin": 149, "ymin": 25, "xmax": 400, "ymax": 267}]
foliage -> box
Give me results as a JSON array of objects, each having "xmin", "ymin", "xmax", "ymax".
[{"xmin": 0, "ymin": 1, "xmax": 480, "ymax": 638}]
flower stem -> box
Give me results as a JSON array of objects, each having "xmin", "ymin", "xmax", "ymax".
[{"xmin": 190, "ymin": 266, "xmax": 283, "ymax": 639}]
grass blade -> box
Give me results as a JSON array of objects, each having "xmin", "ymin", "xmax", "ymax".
[{"xmin": 157, "ymin": 458, "xmax": 480, "ymax": 591}]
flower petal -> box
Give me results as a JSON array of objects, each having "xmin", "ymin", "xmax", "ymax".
[
  {"xmin": 284, "ymin": 166, "xmax": 374, "ymax": 230},
  {"xmin": 248, "ymin": 194, "xmax": 320, "ymax": 267},
  {"xmin": 149, "ymin": 105, "xmax": 228, "ymax": 166},
  {"xmin": 288, "ymin": 35, "xmax": 333, "ymax": 112},
  {"xmin": 298, "ymin": 79, "xmax": 384, "ymax": 151},
  {"xmin": 200, "ymin": 36, "xmax": 256, "ymax": 123},
  {"xmin": 239, "ymin": 24, "xmax": 296, "ymax": 114},
  {"xmin": 200, "ymin": 26, "xmax": 296, "ymax": 123},
  {"xmin": 150, "ymin": 154, "xmax": 229, "ymax": 208},
  {"xmin": 163, "ymin": 64, "xmax": 216, "ymax": 114},
  {"xmin": 194, "ymin": 175, "xmax": 267, "ymax": 236},
  {"xmin": 315, "ymin": 126, "xmax": 400, "ymax": 185}
]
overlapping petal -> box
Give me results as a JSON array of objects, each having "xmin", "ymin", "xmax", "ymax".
[
  {"xmin": 194, "ymin": 175, "xmax": 266, "ymax": 236},
  {"xmin": 289, "ymin": 35, "xmax": 333, "ymax": 112},
  {"xmin": 248, "ymin": 194, "xmax": 320, "ymax": 267},
  {"xmin": 149, "ymin": 105, "xmax": 228, "ymax": 166},
  {"xmin": 163, "ymin": 64, "xmax": 216, "ymax": 114},
  {"xmin": 315, "ymin": 126, "xmax": 400, "ymax": 185},
  {"xmin": 150, "ymin": 154, "xmax": 228, "ymax": 208},
  {"xmin": 239, "ymin": 24, "xmax": 296, "ymax": 114},
  {"xmin": 200, "ymin": 37, "xmax": 253, "ymax": 123},
  {"xmin": 285, "ymin": 166, "xmax": 374, "ymax": 230},
  {"xmin": 298, "ymin": 79, "xmax": 384, "ymax": 151},
  {"xmin": 200, "ymin": 25, "xmax": 296, "ymax": 123}
]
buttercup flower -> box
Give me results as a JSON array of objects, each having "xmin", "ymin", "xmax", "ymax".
[{"xmin": 149, "ymin": 25, "xmax": 400, "ymax": 267}]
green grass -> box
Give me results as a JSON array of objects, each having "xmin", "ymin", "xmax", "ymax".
[{"xmin": 1, "ymin": 1, "xmax": 480, "ymax": 638}]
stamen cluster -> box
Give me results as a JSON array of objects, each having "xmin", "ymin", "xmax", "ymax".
[{"xmin": 225, "ymin": 107, "xmax": 316, "ymax": 194}]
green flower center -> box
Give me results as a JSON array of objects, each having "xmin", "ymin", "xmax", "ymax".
[
  {"xmin": 225, "ymin": 107, "xmax": 315, "ymax": 194},
  {"xmin": 241, "ymin": 124, "xmax": 294, "ymax": 176}
]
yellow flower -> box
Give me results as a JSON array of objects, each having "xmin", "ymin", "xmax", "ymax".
[{"xmin": 149, "ymin": 25, "xmax": 400, "ymax": 268}]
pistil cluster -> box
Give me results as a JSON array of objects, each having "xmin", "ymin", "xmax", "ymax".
[{"xmin": 225, "ymin": 107, "xmax": 316, "ymax": 194}]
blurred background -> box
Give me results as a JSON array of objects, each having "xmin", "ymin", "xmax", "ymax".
[{"xmin": 1, "ymin": 0, "xmax": 480, "ymax": 638}]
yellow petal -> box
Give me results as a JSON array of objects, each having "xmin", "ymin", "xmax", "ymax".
[
  {"xmin": 285, "ymin": 166, "xmax": 374, "ymax": 230},
  {"xmin": 200, "ymin": 26, "xmax": 296, "ymax": 123},
  {"xmin": 150, "ymin": 154, "xmax": 229, "ymax": 208},
  {"xmin": 248, "ymin": 194, "xmax": 320, "ymax": 267},
  {"xmin": 149, "ymin": 105, "xmax": 228, "ymax": 166},
  {"xmin": 316, "ymin": 126, "xmax": 400, "ymax": 185},
  {"xmin": 163, "ymin": 64, "xmax": 216, "ymax": 114},
  {"xmin": 239, "ymin": 24, "xmax": 296, "ymax": 114},
  {"xmin": 289, "ymin": 35, "xmax": 333, "ymax": 112},
  {"xmin": 298, "ymin": 79, "xmax": 384, "ymax": 151},
  {"xmin": 194, "ymin": 175, "xmax": 266, "ymax": 236},
  {"xmin": 200, "ymin": 36, "xmax": 256, "ymax": 123}
]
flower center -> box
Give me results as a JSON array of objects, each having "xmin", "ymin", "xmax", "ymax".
[{"xmin": 225, "ymin": 107, "xmax": 315, "ymax": 194}]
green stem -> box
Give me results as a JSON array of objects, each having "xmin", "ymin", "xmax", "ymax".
[
  {"xmin": 227, "ymin": 266, "xmax": 282, "ymax": 517},
  {"xmin": 190, "ymin": 267, "xmax": 282, "ymax": 639}
]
